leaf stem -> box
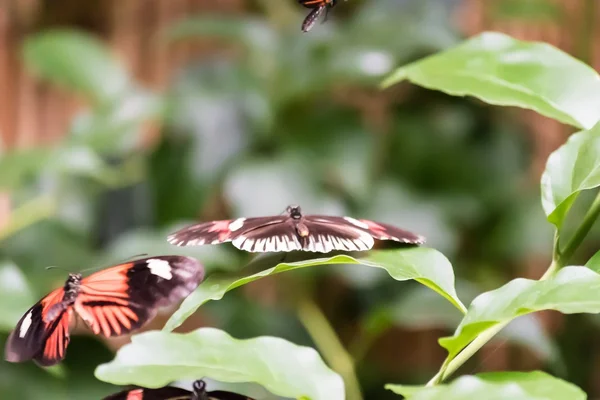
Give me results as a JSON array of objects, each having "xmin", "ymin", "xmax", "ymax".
[
  {"xmin": 428, "ymin": 323, "xmax": 507, "ymax": 385},
  {"xmin": 297, "ymin": 297, "xmax": 364, "ymax": 400},
  {"xmin": 557, "ymin": 190, "xmax": 600, "ymax": 266},
  {"xmin": 0, "ymin": 196, "xmax": 55, "ymax": 242}
]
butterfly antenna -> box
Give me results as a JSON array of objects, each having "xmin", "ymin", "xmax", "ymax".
[
  {"xmin": 45, "ymin": 266, "xmax": 69, "ymax": 272},
  {"xmin": 77, "ymin": 253, "xmax": 150, "ymax": 274}
]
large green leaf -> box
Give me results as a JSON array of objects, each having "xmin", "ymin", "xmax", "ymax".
[
  {"xmin": 164, "ymin": 248, "xmax": 465, "ymax": 332},
  {"xmin": 382, "ymin": 32, "xmax": 600, "ymax": 130},
  {"xmin": 386, "ymin": 371, "xmax": 585, "ymax": 400},
  {"xmin": 541, "ymin": 122, "xmax": 600, "ymax": 227},
  {"xmin": 95, "ymin": 328, "xmax": 344, "ymax": 400},
  {"xmin": 23, "ymin": 29, "xmax": 130, "ymax": 105},
  {"xmin": 439, "ymin": 266, "xmax": 600, "ymax": 359},
  {"xmin": 385, "ymin": 284, "xmax": 558, "ymax": 362},
  {"xmin": 0, "ymin": 261, "xmax": 35, "ymax": 331}
]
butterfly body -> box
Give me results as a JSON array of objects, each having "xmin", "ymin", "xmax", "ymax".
[
  {"xmin": 5, "ymin": 256, "xmax": 204, "ymax": 366},
  {"xmin": 168, "ymin": 205, "xmax": 424, "ymax": 253},
  {"xmin": 104, "ymin": 379, "xmax": 253, "ymax": 400},
  {"xmin": 298, "ymin": 0, "xmax": 337, "ymax": 32}
]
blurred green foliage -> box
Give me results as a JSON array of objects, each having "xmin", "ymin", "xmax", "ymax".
[{"xmin": 2, "ymin": 0, "xmax": 593, "ymax": 398}]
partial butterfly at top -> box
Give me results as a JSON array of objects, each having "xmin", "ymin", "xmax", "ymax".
[
  {"xmin": 168, "ymin": 205, "xmax": 425, "ymax": 253},
  {"xmin": 299, "ymin": 0, "xmax": 338, "ymax": 32},
  {"xmin": 104, "ymin": 379, "xmax": 254, "ymax": 400},
  {"xmin": 4, "ymin": 255, "xmax": 204, "ymax": 366}
]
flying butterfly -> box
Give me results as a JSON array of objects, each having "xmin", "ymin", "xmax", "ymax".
[
  {"xmin": 168, "ymin": 205, "xmax": 425, "ymax": 253},
  {"xmin": 103, "ymin": 379, "xmax": 254, "ymax": 400},
  {"xmin": 4, "ymin": 256, "xmax": 204, "ymax": 366},
  {"xmin": 299, "ymin": 0, "xmax": 337, "ymax": 32}
]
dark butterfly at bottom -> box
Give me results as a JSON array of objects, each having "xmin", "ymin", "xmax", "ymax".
[{"xmin": 103, "ymin": 380, "xmax": 254, "ymax": 400}]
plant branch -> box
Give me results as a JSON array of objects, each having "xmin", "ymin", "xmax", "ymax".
[
  {"xmin": 0, "ymin": 196, "xmax": 55, "ymax": 242},
  {"xmin": 557, "ymin": 190, "xmax": 600, "ymax": 266},
  {"xmin": 428, "ymin": 190, "xmax": 600, "ymax": 385},
  {"xmin": 297, "ymin": 297, "xmax": 363, "ymax": 400}
]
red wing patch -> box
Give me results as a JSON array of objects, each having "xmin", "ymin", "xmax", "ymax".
[
  {"xmin": 126, "ymin": 389, "xmax": 144, "ymax": 400},
  {"xmin": 35, "ymin": 308, "xmax": 73, "ymax": 366},
  {"xmin": 4, "ymin": 287, "xmax": 71, "ymax": 365},
  {"xmin": 76, "ymin": 256, "xmax": 204, "ymax": 338},
  {"xmin": 76, "ymin": 264, "xmax": 137, "ymax": 337}
]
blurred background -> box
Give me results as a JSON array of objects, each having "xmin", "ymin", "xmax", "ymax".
[{"xmin": 1, "ymin": 0, "xmax": 600, "ymax": 398}]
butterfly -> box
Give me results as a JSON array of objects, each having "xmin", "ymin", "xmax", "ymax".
[
  {"xmin": 103, "ymin": 379, "xmax": 254, "ymax": 400},
  {"xmin": 299, "ymin": 0, "xmax": 337, "ymax": 32},
  {"xmin": 4, "ymin": 255, "xmax": 204, "ymax": 366},
  {"xmin": 168, "ymin": 205, "xmax": 425, "ymax": 253}
]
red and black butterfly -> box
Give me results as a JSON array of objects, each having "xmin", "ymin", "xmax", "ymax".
[
  {"xmin": 299, "ymin": 0, "xmax": 337, "ymax": 32},
  {"xmin": 168, "ymin": 205, "xmax": 424, "ymax": 253},
  {"xmin": 4, "ymin": 256, "xmax": 204, "ymax": 366},
  {"xmin": 104, "ymin": 379, "xmax": 253, "ymax": 400}
]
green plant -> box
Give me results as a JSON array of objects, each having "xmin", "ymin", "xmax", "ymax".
[
  {"xmin": 3, "ymin": 2, "xmax": 600, "ymax": 399},
  {"xmin": 96, "ymin": 32, "xmax": 600, "ymax": 399}
]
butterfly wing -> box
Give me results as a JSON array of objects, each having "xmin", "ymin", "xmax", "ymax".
[
  {"xmin": 230, "ymin": 219, "xmax": 305, "ymax": 252},
  {"xmin": 302, "ymin": 215, "xmax": 424, "ymax": 252},
  {"xmin": 208, "ymin": 390, "xmax": 255, "ymax": 400},
  {"xmin": 167, "ymin": 216, "xmax": 287, "ymax": 248},
  {"xmin": 103, "ymin": 387, "xmax": 192, "ymax": 400},
  {"xmin": 75, "ymin": 256, "xmax": 204, "ymax": 337},
  {"xmin": 5, "ymin": 288, "xmax": 74, "ymax": 366},
  {"xmin": 301, "ymin": 6, "xmax": 326, "ymax": 32}
]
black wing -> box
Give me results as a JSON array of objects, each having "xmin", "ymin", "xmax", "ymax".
[
  {"xmin": 74, "ymin": 256, "xmax": 204, "ymax": 338},
  {"xmin": 208, "ymin": 390, "xmax": 255, "ymax": 400},
  {"xmin": 167, "ymin": 216, "xmax": 288, "ymax": 248},
  {"xmin": 302, "ymin": 215, "xmax": 425, "ymax": 252},
  {"xmin": 5, "ymin": 288, "xmax": 73, "ymax": 366},
  {"xmin": 103, "ymin": 386, "xmax": 192, "ymax": 400},
  {"xmin": 230, "ymin": 219, "xmax": 306, "ymax": 252},
  {"xmin": 301, "ymin": 6, "xmax": 326, "ymax": 32},
  {"xmin": 311, "ymin": 216, "xmax": 425, "ymax": 244}
]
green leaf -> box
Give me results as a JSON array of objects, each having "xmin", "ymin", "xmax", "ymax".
[
  {"xmin": 95, "ymin": 328, "xmax": 344, "ymax": 400},
  {"xmin": 585, "ymin": 249, "xmax": 600, "ymax": 273},
  {"xmin": 386, "ymin": 371, "xmax": 585, "ymax": 400},
  {"xmin": 0, "ymin": 261, "xmax": 35, "ymax": 331},
  {"xmin": 164, "ymin": 248, "xmax": 465, "ymax": 332},
  {"xmin": 386, "ymin": 284, "xmax": 558, "ymax": 362},
  {"xmin": 382, "ymin": 31, "xmax": 600, "ymax": 129},
  {"xmin": 541, "ymin": 122, "xmax": 600, "ymax": 227},
  {"xmin": 439, "ymin": 266, "xmax": 600, "ymax": 360},
  {"xmin": 23, "ymin": 29, "xmax": 130, "ymax": 105}
]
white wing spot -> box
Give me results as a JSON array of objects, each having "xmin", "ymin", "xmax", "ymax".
[
  {"xmin": 147, "ymin": 258, "xmax": 173, "ymax": 280},
  {"xmin": 228, "ymin": 218, "xmax": 246, "ymax": 232},
  {"xmin": 19, "ymin": 311, "xmax": 33, "ymax": 338},
  {"xmin": 343, "ymin": 216, "xmax": 370, "ymax": 229}
]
